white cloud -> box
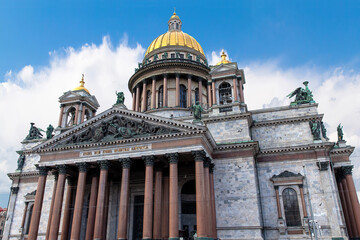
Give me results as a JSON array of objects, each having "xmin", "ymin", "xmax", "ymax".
[
  {"xmin": 208, "ymin": 51, "xmax": 360, "ymax": 191},
  {"xmin": 0, "ymin": 36, "xmax": 144, "ymax": 194},
  {"xmin": 1, "ymin": 38, "xmax": 360, "ymax": 200}
]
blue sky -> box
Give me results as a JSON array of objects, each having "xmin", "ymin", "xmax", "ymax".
[
  {"xmin": 1, "ymin": 0, "xmax": 360, "ymax": 77},
  {"xmin": 0, "ymin": 0, "xmax": 360, "ymax": 208}
]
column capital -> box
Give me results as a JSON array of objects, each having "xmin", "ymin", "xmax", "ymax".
[
  {"xmin": 203, "ymin": 158, "xmax": 211, "ymax": 168},
  {"xmin": 342, "ymin": 165, "xmax": 353, "ymax": 176},
  {"xmin": 56, "ymin": 165, "xmax": 67, "ymax": 174},
  {"xmin": 52, "ymin": 171, "xmax": 59, "ymax": 181},
  {"xmin": 274, "ymin": 185, "xmax": 279, "ymax": 190},
  {"xmin": 299, "ymin": 184, "xmax": 304, "ymax": 189},
  {"xmin": 187, "ymin": 74, "xmax": 192, "ymax": 79},
  {"xmin": 120, "ymin": 158, "xmax": 132, "ymax": 169},
  {"xmin": 166, "ymin": 153, "xmax": 179, "ymax": 164},
  {"xmin": 66, "ymin": 176, "xmax": 75, "ymax": 186},
  {"xmin": 11, "ymin": 186, "xmax": 19, "ymax": 194},
  {"xmin": 152, "ymin": 76, "xmax": 156, "ymax": 80},
  {"xmin": 37, "ymin": 166, "xmax": 48, "ymax": 176},
  {"xmin": 76, "ymin": 162, "xmax": 88, "ymax": 172},
  {"xmin": 192, "ymin": 150, "xmax": 206, "ymax": 162},
  {"xmin": 316, "ymin": 161, "xmax": 329, "ymax": 171},
  {"xmin": 163, "ymin": 74, "xmax": 168, "ymax": 78},
  {"xmin": 97, "ymin": 160, "xmax": 110, "ymax": 170},
  {"xmin": 175, "ymin": 73, "xmax": 180, "ymax": 78},
  {"xmin": 143, "ymin": 155, "xmax": 155, "ymax": 166},
  {"xmin": 209, "ymin": 163, "xmax": 215, "ymax": 173}
]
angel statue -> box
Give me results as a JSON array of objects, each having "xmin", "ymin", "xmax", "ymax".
[
  {"xmin": 115, "ymin": 91, "xmax": 125, "ymax": 105},
  {"xmin": 309, "ymin": 120, "xmax": 321, "ymax": 140},
  {"xmin": 287, "ymin": 81, "xmax": 315, "ymax": 105}
]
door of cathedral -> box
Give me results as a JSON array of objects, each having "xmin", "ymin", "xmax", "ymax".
[
  {"xmin": 181, "ymin": 180, "xmax": 196, "ymax": 239},
  {"xmin": 132, "ymin": 195, "xmax": 144, "ymax": 240}
]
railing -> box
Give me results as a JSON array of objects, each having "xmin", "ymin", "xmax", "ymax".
[{"xmin": 135, "ymin": 58, "xmax": 209, "ymax": 73}]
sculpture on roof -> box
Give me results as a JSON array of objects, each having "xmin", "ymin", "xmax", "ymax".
[
  {"xmin": 115, "ymin": 91, "xmax": 125, "ymax": 105},
  {"xmin": 192, "ymin": 101, "xmax": 203, "ymax": 121},
  {"xmin": 287, "ymin": 81, "xmax": 315, "ymax": 105},
  {"xmin": 24, "ymin": 122, "xmax": 43, "ymax": 140},
  {"xmin": 337, "ymin": 123, "xmax": 344, "ymax": 141},
  {"xmin": 46, "ymin": 124, "xmax": 54, "ymax": 139}
]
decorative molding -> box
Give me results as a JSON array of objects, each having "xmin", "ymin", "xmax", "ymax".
[
  {"xmin": 166, "ymin": 153, "xmax": 179, "ymax": 164},
  {"xmin": 120, "ymin": 158, "xmax": 132, "ymax": 169},
  {"xmin": 30, "ymin": 108, "xmax": 208, "ymax": 154},
  {"xmin": 259, "ymin": 142, "xmax": 333, "ymax": 155},
  {"xmin": 37, "ymin": 166, "xmax": 48, "ymax": 176},
  {"xmin": 192, "ymin": 150, "xmax": 206, "ymax": 162},
  {"xmin": 10, "ymin": 186, "xmax": 19, "ymax": 194},
  {"xmin": 56, "ymin": 165, "xmax": 67, "ymax": 174},
  {"xmin": 98, "ymin": 160, "xmax": 110, "ymax": 170},
  {"xmin": 272, "ymin": 171, "xmax": 303, "ymax": 179},
  {"xmin": 76, "ymin": 162, "xmax": 88, "ymax": 172},
  {"xmin": 209, "ymin": 163, "xmax": 215, "ymax": 173},
  {"xmin": 252, "ymin": 114, "xmax": 323, "ymax": 128},
  {"xmin": 143, "ymin": 156, "xmax": 155, "ymax": 166},
  {"xmin": 316, "ymin": 161, "xmax": 329, "ymax": 171},
  {"xmin": 342, "ymin": 165, "xmax": 353, "ymax": 176}
]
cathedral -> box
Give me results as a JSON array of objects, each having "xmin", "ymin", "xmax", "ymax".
[{"xmin": 2, "ymin": 12, "xmax": 360, "ymax": 240}]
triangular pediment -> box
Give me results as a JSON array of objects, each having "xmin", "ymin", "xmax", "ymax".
[
  {"xmin": 210, "ymin": 62, "xmax": 238, "ymax": 75},
  {"xmin": 35, "ymin": 106, "xmax": 206, "ymax": 152}
]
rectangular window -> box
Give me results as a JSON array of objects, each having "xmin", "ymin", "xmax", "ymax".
[
  {"xmin": 171, "ymin": 53, "xmax": 175, "ymax": 58},
  {"xmin": 179, "ymin": 54, "xmax": 184, "ymax": 59}
]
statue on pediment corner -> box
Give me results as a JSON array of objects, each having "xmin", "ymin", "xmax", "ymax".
[
  {"xmin": 46, "ymin": 124, "xmax": 54, "ymax": 139},
  {"xmin": 25, "ymin": 122, "xmax": 43, "ymax": 140},
  {"xmin": 287, "ymin": 81, "xmax": 315, "ymax": 105}
]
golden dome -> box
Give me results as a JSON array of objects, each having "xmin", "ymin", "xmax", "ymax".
[
  {"xmin": 216, "ymin": 51, "xmax": 231, "ymax": 65},
  {"xmin": 145, "ymin": 12, "xmax": 205, "ymax": 57},
  {"xmin": 73, "ymin": 74, "xmax": 90, "ymax": 94}
]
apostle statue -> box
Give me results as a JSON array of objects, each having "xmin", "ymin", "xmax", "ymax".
[
  {"xmin": 46, "ymin": 124, "xmax": 54, "ymax": 139},
  {"xmin": 115, "ymin": 91, "xmax": 125, "ymax": 105},
  {"xmin": 192, "ymin": 101, "xmax": 203, "ymax": 121},
  {"xmin": 337, "ymin": 123, "xmax": 344, "ymax": 141}
]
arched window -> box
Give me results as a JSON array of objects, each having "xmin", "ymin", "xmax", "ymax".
[
  {"xmin": 66, "ymin": 107, "xmax": 76, "ymax": 127},
  {"xmin": 24, "ymin": 203, "xmax": 34, "ymax": 234},
  {"xmin": 84, "ymin": 109, "xmax": 90, "ymax": 121},
  {"xmin": 195, "ymin": 88, "xmax": 199, "ymax": 104},
  {"xmin": 283, "ymin": 188, "xmax": 302, "ymax": 226},
  {"xmin": 146, "ymin": 90, "xmax": 151, "ymax": 111},
  {"xmin": 158, "ymin": 85, "xmax": 163, "ymax": 108},
  {"xmin": 219, "ymin": 82, "xmax": 232, "ymax": 105},
  {"xmin": 180, "ymin": 84, "xmax": 187, "ymax": 108}
]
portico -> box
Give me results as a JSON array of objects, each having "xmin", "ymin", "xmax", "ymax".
[{"xmin": 26, "ymin": 108, "xmax": 218, "ymax": 240}]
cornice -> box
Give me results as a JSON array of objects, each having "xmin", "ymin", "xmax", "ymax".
[
  {"xmin": 203, "ymin": 112, "xmax": 252, "ymax": 124},
  {"xmin": 258, "ymin": 142, "xmax": 334, "ymax": 155},
  {"xmin": 36, "ymin": 130, "xmax": 207, "ymax": 153},
  {"xmin": 27, "ymin": 107, "xmax": 206, "ymax": 154},
  {"xmin": 252, "ymin": 114, "xmax": 323, "ymax": 127},
  {"xmin": 8, "ymin": 171, "xmax": 39, "ymax": 180},
  {"xmin": 129, "ymin": 60, "xmax": 210, "ymax": 90},
  {"xmin": 250, "ymin": 103, "xmax": 318, "ymax": 114},
  {"xmin": 215, "ymin": 141, "xmax": 259, "ymax": 153},
  {"xmin": 330, "ymin": 146, "xmax": 355, "ymax": 156}
]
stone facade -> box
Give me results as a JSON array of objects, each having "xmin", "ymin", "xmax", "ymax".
[{"xmin": 3, "ymin": 12, "xmax": 359, "ymax": 240}]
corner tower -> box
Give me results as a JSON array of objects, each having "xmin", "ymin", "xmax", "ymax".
[
  {"xmin": 128, "ymin": 12, "xmax": 211, "ymax": 118},
  {"xmin": 57, "ymin": 74, "xmax": 100, "ymax": 132}
]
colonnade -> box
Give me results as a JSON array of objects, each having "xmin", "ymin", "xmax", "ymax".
[
  {"xmin": 336, "ymin": 166, "xmax": 360, "ymax": 239},
  {"xmin": 132, "ymin": 74, "xmax": 244, "ymax": 112},
  {"xmin": 27, "ymin": 150, "xmax": 217, "ymax": 240}
]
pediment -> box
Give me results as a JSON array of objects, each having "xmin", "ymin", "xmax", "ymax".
[
  {"xmin": 210, "ymin": 62, "xmax": 238, "ymax": 75},
  {"xmin": 59, "ymin": 91, "xmax": 81, "ymax": 100},
  {"xmin": 35, "ymin": 107, "xmax": 206, "ymax": 152}
]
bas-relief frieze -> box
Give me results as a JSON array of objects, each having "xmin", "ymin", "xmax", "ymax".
[{"xmin": 59, "ymin": 115, "xmax": 179, "ymax": 147}]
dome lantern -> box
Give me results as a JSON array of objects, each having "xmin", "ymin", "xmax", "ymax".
[{"xmin": 168, "ymin": 10, "xmax": 182, "ymax": 32}]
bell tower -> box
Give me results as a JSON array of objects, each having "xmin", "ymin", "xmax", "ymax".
[{"xmin": 57, "ymin": 74, "xmax": 100, "ymax": 131}]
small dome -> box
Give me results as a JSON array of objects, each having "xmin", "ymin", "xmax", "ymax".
[
  {"xmin": 145, "ymin": 12, "xmax": 205, "ymax": 57},
  {"xmin": 216, "ymin": 51, "xmax": 231, "ymax": 65},
  {"xmin": 73, "ymin": 74, "xmax": 90, "ymax": 94}
]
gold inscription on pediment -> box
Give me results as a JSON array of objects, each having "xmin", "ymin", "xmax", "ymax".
[{"xmin": 80, "ymin": 144, "xmax": 151, "ymax": 157}]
